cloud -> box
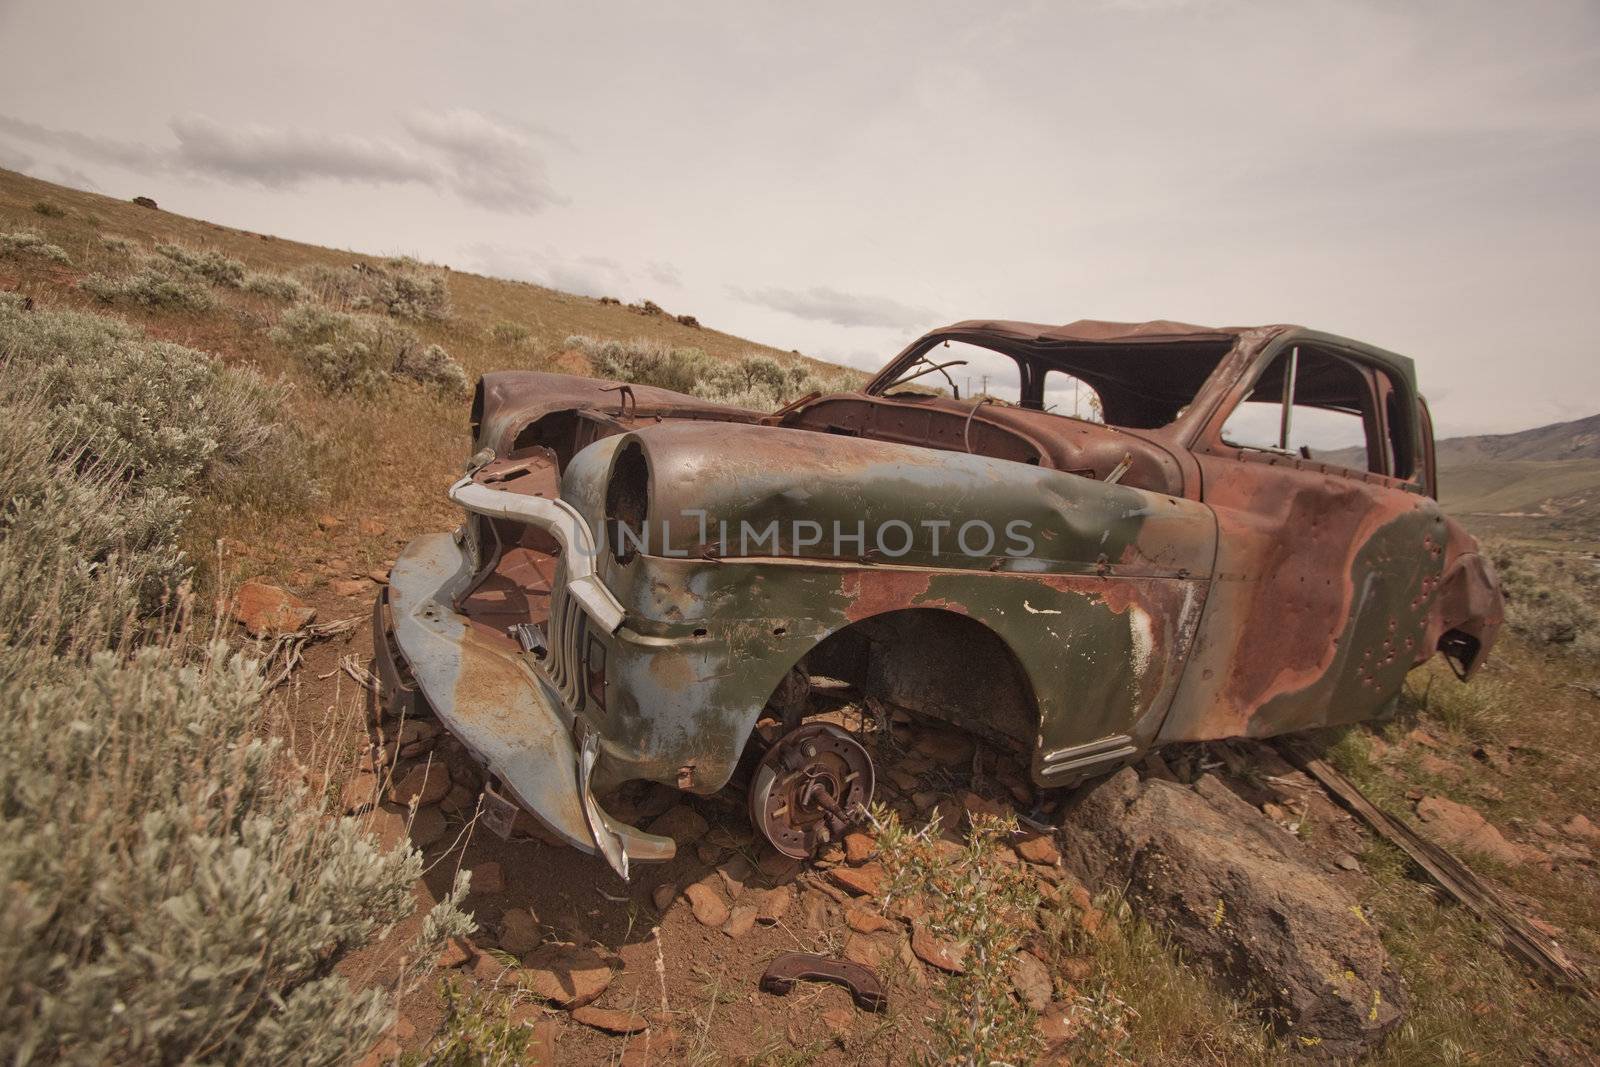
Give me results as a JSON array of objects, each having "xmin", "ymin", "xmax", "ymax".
[
  {"xmin": 464, "ymin": 243, "xmax": 670, "ymax": 301},
  {"xmin": 401, "ymin": 109, "xmax": 560, "ymax": 212},
  {"xmin": 645, "ymin": 260, "xmax": 682, "ymax": 288},
  {"xmin": 0, "ymin": 108, "xmax": 558, "ymax": 213},
  {"xmin": 169, "ymin": 115, "xmax": 435, "ymax": 187},
  {"xmin": 730, "ymin": 284, "xmax": 938, "ymax": 330}
]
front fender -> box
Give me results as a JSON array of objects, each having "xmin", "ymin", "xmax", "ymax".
[{"xmin": 608, "ymin": 421, "xmax": 1217, "ymax": 578}]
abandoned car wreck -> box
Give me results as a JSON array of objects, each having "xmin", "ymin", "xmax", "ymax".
[{"xmin": 373, "ymin": 318, "xmax": 1505, "ymax": 879}]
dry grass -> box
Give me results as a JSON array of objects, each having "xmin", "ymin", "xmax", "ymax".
[{"xmin": 7, "ymin": 164, "xmax": 1599, "ymax": 1064}]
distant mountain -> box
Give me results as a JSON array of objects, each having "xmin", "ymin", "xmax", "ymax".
[
  {"xmin": 1319, "ymin": 413, "xmax": 1600, "ymax": 541},
  {"xmin": 1433, "ymin": 413, "xmax": 1600, "ymax": 464},
  {"xmin": 1432, "ymin": 414, "xmax": 1600, "ymax": 543}
]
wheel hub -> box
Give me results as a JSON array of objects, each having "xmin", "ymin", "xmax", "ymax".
[{"xmin": 748, "ymin": 722, "xmax": 875, "ymax": 858}]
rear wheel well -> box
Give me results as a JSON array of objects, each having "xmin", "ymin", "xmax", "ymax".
[{"xmin": 797, "ymin": 608, "xmax": 1038, "ymax": 754}]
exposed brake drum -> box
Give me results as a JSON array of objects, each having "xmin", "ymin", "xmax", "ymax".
[{"xmin": 748, "ymin": 721, "xmax": 874, "ymax": 858}]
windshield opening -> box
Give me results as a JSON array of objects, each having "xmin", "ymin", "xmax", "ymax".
[{"xmin": 870, "ymin": 335, "xmax": 1236, "ymax": 429}]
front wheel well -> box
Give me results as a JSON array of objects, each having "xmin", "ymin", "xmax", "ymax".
[{"xmin": 794, "ymin": 608, "xmax": 1038, "ymax": 755}]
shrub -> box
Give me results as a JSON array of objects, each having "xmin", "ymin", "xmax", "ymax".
[
  {"xmin": 154, "ymin": 242, "xmax": 247, "ymax": 288},
  {"xmin": 1, "ymin": 299, "xmax": 314, "ymax": 524},
  {"xmin": 563, "ymin": 335, "xmax": 861, "ymax": 410},
  {"xmin": 99, "ymin": 234, "xmax": 137, "ymax": 255},
  {"xmin": 1486, "ymin": 541, "xmax": 1599, "ymax": 656},
  {"xmin": 271, "ymin": 304, "xmax": 460, "ymax": 394},
  {"xmin": 306, "ymin": 257, "xmax": 451, "ymax": 321},
  {"xmin": 80, "ymin": 266, "xmax": 214, "ymax": 312},
  {"xmin": 270, "ymin": 304, "xmax": 392, "ymax": 395},
  {"xmin": 31, "ymin": 199, "xmax": 67, "ymax": 218},
  {"xmin": 244, "ymin": 271, "xmax": 308, "ymax": 302},
  {"xmin": 490, "ymin": 320, "xmax": 532, "ymax": 346},
  {"xmin": 873, "ymin": 806, "xmax": 1044, "ymax": 1065},
  {"xmin": 0, "ymin": 301, "xmax": 469, "ymax": 1063},
  {"xmin": 0, "ymin": 230, "xmax": 71, "ymax": 265},
  {"xmin": 394, "ymin": 341, "xmax": 469, "ymax": 393}
]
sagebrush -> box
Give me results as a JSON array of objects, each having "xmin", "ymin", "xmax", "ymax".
[
  {"xmin": 0, "ymin": 298, "xmax": 471, "ymax": 1065},
  {"xmin": 306, "ymin": 257, "xmax": 452, "ymax": 321},
  {"xmin": 0, "ymin": 230, "xmax": 71, "ymax": 265},
  {"xmin": 1486, "ymin": 541, "xmax": 1599, "ymax": 655},
  {"xmin": 81, "ymin": 265, "xmax": 214, "ymax": 311},
  {"xmin": 270, "ymin": 303, "xmax": 467, "ymax": 395},
  {"xmin": 563, "ymin": 334, "xmax": 860, "ymax": 409}
]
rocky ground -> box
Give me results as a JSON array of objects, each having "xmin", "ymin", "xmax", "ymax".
[{"xmin": 232, "ymin": 558, "xmax": 1600, "ymax": 1065}]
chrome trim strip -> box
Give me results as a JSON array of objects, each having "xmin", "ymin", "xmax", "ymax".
[
  {"xmin": 446, "ymin": 477, "xmax": 625, "ymax": 634},
  {"xmin": 1040, "ymin": 733, "xmax": 1139, "ymax": 777}
]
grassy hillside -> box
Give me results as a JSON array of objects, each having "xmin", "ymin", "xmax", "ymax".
[
  {"xmin": 4, "ymin": 166, "xmax": 1598, "ymax": 1065},
  {"xmin": 0, "ymin": 166, "xmax": 850, "ymax": 593}
]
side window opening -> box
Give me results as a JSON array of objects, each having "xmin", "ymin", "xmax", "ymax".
[
  {"xmin": 1041, "ymin": 370, "xmax": 1105, "ymax": 423},
  {"xmin": 1220, "ymin": 346, "xmax": 1380, "ymax": 473}
]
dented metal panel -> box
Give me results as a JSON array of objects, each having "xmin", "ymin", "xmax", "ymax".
[{"xmin": 379, "ymin": 317, "xmax": 1504, "ymax": 872}]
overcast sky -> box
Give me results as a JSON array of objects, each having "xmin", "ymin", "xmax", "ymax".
[{"xmin": 1, "ymin": 0, "xmax": 1595, "ymax": 437}]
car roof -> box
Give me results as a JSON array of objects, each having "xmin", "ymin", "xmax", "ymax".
[{"xmin": 922, "ymin": 318, "xmax": 1417, "ymax": 384}]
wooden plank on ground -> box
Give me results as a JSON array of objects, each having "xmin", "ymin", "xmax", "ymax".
[{"xmin": 1276, "ymin": 737, "xmax": 1594, "ymax": 1000}]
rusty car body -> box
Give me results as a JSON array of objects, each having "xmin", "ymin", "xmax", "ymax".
[{"xmin": 374, "ymin": 319, "xmax": 1504, "ymax": 878}]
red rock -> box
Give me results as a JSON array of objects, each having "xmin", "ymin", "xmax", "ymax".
[
  {"xmin": 756, "ymin": 850, "xmax": 801, "ymax": 883},
  {"xmin": 1419, "ymin": 753, "xmax": 1462, "ymax": 781},
  {"xmin": 843, "ymin": 831, "xmax": 876, "ymax": 865},
  {"xmin": 1011, "ymin": 951, "xmax": 1053, "ymax": 1011},
  {"xmin": 317, "ymin": 514, "xmax": 343, "ymax": 531},
  {"xmin": 499, "ymin": 907, "xmax": 540, "ymax": 954},
  {"xmin": 826, "ymin": 863, "xmax": 885, "ymax": 897},
  {"xmin": 387, "ymin": 763, "xmax": 450, "ymax": 807},
  {"xmin": 1037, "ymin": 1004, "xmax": 1079, "ymax": 1043},
  {"xmin": 723, "ymin": 904, "xmax": 758, "ymax": 938},
  {"xmin": 651, "ymin": 882, "xmax": 677, "ymax": 912},
  {"xmin": 1563, "ymin": 814, "xmax": 1600, "ymax": 846},
  {"xmin": 757, "ymin": 885, "xmax": 793, "ymax": 925},
  {"xmin": 958, "ymin": 790, "xmax": 1009, "ymax": 822},
  {"xmin": 647, "ymin": 804, "xmax": 709, "ymax": 843},
  {"xmin": 472, "ymin": 952, "xmax": 509, "ymax": 983},
  {"xmin": 716, "ymin": 854, "xmax": 753, "ymax": 898},
  {"xmin": 845, "ymin": 907, "xmax": 896, "ymax": 934},
  {"xmin": 1406, "ymin": 727, "xmax": 1440, "ymax": 749},
  {"xmin": 233, "ymin": 581, "xmax": 314, "ymax": 637},
  {"xmin": 408, "ymin": 805, "xmax": 448, "ymax": 848},
  {"xmin": 1058, "ymin": 955, "xmax": 1094, "ymax": 982},
  {"xmin": 331, "ymin": 578, "xmax": 370, "ymax": 597},
  {"xmin": 520, "ymin": 943, "xmax": 617, "ymax": 1008},
  {"xmin": 437, "ymin": 937, "xmax": 473, "ymax": 968},
  {"xmin": 910, "ymin": 923, "xmax": 967, "ymax": 973},
  {"xmin": 888, "ymin": 767, "xmax": 922, "ymax": 791},
  {"xmin": 471, "ymin": 861, "xmax": 506, "ymax": 894},
  {"xmin": 440, "ymin": 783, "xmax": 477, "ymax": 817},
  {"xmin": 392, "ymin": 720, "xmax": 440, "ymax": 745},
  {"xmin": 1416, "ymin": 795, "xmax": 1525, "ymax": 865},
  {"xmin": 914, "ymin": 729, "xmax": 974, "ymax": 766},
  {"xmin": 571, "ymin": 1005, "xmax": 649, "ymax": 1035},
  {"xmin": 843, "ymin": 932, "xmax": 887, "ymax": 967},
  {"xmin": 684, "ymin": 882, "xmax": 729, "ymax": 927},
  {"xmin": 342, "ymin": 773, "xmax": 377, "ymax": 815},
  {"xmin": 358, "ymin": 518, "xmax": 387, "ymax": 536},
  {"xmin": 1014, "ymin": 833, "xmax": 1061, "ymax": 866},
  {"xmin": 525, "ymin": 1020, "xmax": 558, "ymax": 1064},
  {"xmin": 368, "ymin": 568, "xmax": 390, "ymax": 584}
]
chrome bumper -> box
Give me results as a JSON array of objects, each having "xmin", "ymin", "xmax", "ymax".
[{"xmin": 377, "ymin": 527, "xmax": 674, "ymax": 880}]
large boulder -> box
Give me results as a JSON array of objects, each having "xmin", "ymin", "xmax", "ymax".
[{"xmin": 1058, "ymin": 768, "xmax": 1405, "ymax": 1061}]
